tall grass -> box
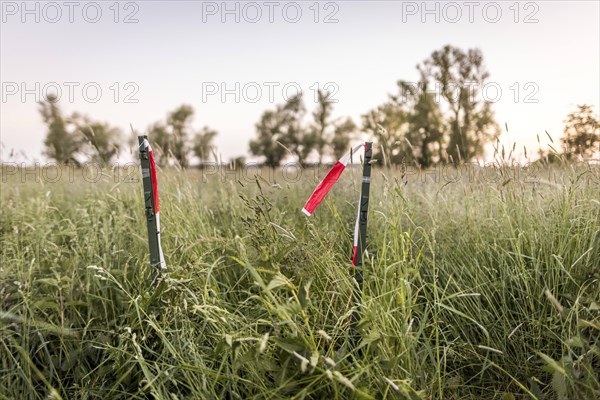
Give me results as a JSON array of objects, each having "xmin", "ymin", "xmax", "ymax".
[{"xmin": 1, "ymin": 162, "xmax": 598, "ymax": 399}]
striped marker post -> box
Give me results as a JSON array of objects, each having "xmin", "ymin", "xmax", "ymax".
[
  {"xmin": 300, "ymin": 142, "xmax": 373, "ymax": 349},
  {"xmin": 138, "ymin": 135, "xmax": 167, "ymax": 271},
  {"xmin": 351, "ymin": 142, "xmax": 372, "ymax": 342}
]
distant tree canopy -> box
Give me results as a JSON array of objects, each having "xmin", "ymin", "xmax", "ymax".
[
  {"xmin": 39, "ymin": 94, "xmax": 79, "ymax": 164},
  {"xmin": 249, "ymin": 92, "xmax": 357, "ymax": 167},
  {"xmin": 401, "ymin": 78, "xmax": 445, "ymax": 167},
  {"xmin": 362, "ymin": 100, "xmax": 408, "ymax": 166},
  {"xmin": 331, "ymin": 117, "xmax": 356, "ymax": 160},
  {"xmin": 276, "ymin": 94, "xmax": 314, "ymax": 167},
  {"xmin": 421, "ymin": 45, "xmax": 499, "ymax": 163},
  {"xmin": 37, "ymin": 46, "xmax": 597, "ymax": 168},
  {"xmin": 193, "ymin": 127, "xmax": 219, "ymax": 164},
  {"xmin": 562, "ymin": 104, "xmax": 599, "ymax": 159},
  {"xmin": 363, "ymin": 45, "xmax": 499, "ymax": 167},
  {"xmin": 39, "ymin": 94, "xmax": 121, "ymax": 165},
  {"xmin": 312, "ymin": 90, "xmax": 357, "ymax": 161},
  {"xmin": 71, "ymin": 113, "xmax": 122, "ymax": 164},
  {"xmin": 147, "ymin": 105, "xmax": 218, "ymax": 167},
  {"xmin": 249, "ymin": 95, "xmax": 302, "ymax": 167}
]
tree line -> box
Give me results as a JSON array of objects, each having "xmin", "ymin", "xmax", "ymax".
[{"xmin": 38, "ymin": 45, "xmax": 599, "ymax": 167}]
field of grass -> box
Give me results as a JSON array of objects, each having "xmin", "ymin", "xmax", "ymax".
[{"xmin": 1, "ymin": 162, "xmax": 599, "ymax": 399}]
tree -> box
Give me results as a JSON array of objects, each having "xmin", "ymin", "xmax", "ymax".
[
  {"xmin": 193, "ymin": 127, "xmax": 218, "ymax": 164},
  {"xmin": 250, "ymin": 108, "xmax": 288, "ymax": 167},
  {"xmin": 147, "ymin": 105, "xmax": 215, "ymax": 168},
  {"xmin": 362, "ymin": 100, "xmax": 411, "ymax": 165},
  {"xmin": 331, "ymin": 117, "xmax": 356, "ymax": 160},
  {"xmin": 397, "ymin": 78, "xmax": 445, "ymax": 167},
  {"xmin": 278, "ymin": 94, "xmax": 315, "ymax": 167},
  {"xmin": 250, "ymin": 94, "xmax": 315, "ymax": 167},
  {"xmin": 39, "ymin": 94, "xmax": 79, "ymax": 164},
  {"xmin": 562, "ymin": 104, "xmax": 599, "ymax": 159},
  {"xmin": 228, "ymin": 156, "xmax": 247, "ymax": 170},
  {"xmin": 418, "ymin": 45, "xmax": 499, "ymax": 163},
  {"xmin": 71, "ymin": 113, "xmax": 122, "ymax": 164},
  {"xmin": 147, "ymin": 122, "xmax": 171, "ymax": 166},
  {"xmin": 311, "ymin": 89, "xmax": 334, "ymax": 164},
  {"xmin": 167, "ymin": 105, "xmax": 194, "ymax": 168},
  {"xmin": 40, "ymin": 95, "xmax": 122, "ymax": 165}
]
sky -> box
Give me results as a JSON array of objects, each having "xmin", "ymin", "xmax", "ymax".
[{"xmin": 1, "ymin": 0, "xmax": 599, "ymax": 164}]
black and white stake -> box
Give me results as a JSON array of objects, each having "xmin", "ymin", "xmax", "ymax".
[
  {"xmin": 351, "ymin": 142, "xmax": 372, "ymax": 342},
  {"xmin": 138, "ymin": 135, "xmax": 167, "ymax": 271}
]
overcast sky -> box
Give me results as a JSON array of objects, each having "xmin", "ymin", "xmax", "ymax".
[{"xmin": 1, "ymin": 0, "xmax": 599, "ymax": 163}]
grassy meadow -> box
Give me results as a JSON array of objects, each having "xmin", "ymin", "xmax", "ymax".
[{"xmin": 1, "ymin": 161, "xmax": 599, "ymax": 399}]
